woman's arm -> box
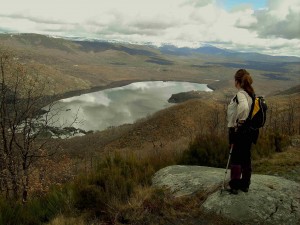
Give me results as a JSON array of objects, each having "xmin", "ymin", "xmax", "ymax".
[{"xmin": 236, "ymin": 91, "xmax": 250, "ymax": 122}]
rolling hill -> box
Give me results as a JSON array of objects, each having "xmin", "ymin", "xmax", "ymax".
[{"xmin": 0, "ymin": 33, "xmax": 299, "ymax": 98}]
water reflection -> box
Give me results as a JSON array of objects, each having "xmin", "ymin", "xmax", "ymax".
[{"xmin": 50, "ymin": 81, "xmax": 212, "ymax": 131}]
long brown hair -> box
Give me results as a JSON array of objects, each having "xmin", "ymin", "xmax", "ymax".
[{"xmin": 234, "ymin": 69, "xmax": 255, "ymax": 97}]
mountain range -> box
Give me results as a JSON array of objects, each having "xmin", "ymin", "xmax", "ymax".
[{"xmin": 0, "ymin": 33, "xmax": 299, "ymax": 97}]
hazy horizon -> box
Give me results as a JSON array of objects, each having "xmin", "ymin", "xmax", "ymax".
[{"xmin": 1, "ymin": 0, "xmax": 299, "ymax": 57}]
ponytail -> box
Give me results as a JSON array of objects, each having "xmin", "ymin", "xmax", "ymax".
[{"xmin": 234, "ymin": 69, "xmax": 255, "ymax": 97}]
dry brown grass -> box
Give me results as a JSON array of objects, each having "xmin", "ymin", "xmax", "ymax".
[
  {"xmin": 47, "ymin": 215, "xmax": 86, "ymax": 225},
  {"xmin": 46, "ymin": 187, "xmax": 242, "ymax": 225},
  {"xmin": 253, "ymin": 145, "xmax": 300, "ymax": 181},
  {"xmin": 111, "ymin": 187, "xmax": 242, "ymax": 225}
]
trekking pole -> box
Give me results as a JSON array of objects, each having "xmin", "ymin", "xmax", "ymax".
[{"xmin": 221, "ymin": 144, "xmax": 233, "ymax": 194}]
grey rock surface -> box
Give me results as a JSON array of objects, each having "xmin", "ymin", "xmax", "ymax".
[
  {"xmin": 152, "ymin": 165, "xmax": 226, "ymax": 197},
  {"xmin": 152, "ymin": 165, "xmax": 300, "ymax": 225},
  {"xmin": 291, "ymin": 135, "xmax": 300, "ymax": 147}
]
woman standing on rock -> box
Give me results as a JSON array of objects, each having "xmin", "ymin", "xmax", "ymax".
[{"xmin": 227, "ymin": 69, "xmax": 258, "ymax": 194}]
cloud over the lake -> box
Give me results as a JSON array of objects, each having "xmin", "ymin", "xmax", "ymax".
[{"xmin": 0, "ymin": 0, "xmax": 299, "ymax": 56}]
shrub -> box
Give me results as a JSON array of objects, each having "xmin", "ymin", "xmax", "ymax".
[
  {"xmin": 180, "ymin": 133, "xmax": 228, "ymax": 168},
  {"xmin": 252, "ymin": 131, "xmax": 290, "ymax": 160},
  {"xmin": 0, "ymin": 187, "xmax": 73, "ymax": 225},
  {"xmin": 72, "ymin": 153, "xmax": 171, "ymax": 221}
]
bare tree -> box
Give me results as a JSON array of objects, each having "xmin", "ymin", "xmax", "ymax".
[
  {"xmin": 286, "ymin": 97, "xmax": 296, "ymax": 135},
  {"xmin": 0, "ymin": 49, "xmax": 68, "ymax": 202},
  {"xmin": 208, "ymin": 104, "xmax": 221, "ymax": 136}
]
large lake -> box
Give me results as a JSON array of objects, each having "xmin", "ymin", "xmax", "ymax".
[{"xmin": 50, "ymin": 81, "xmax": 212, "ymax": 131}]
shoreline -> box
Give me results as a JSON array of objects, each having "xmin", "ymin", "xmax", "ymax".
[
  {"xmin": 54, "ymin": 79, "xmax": 218, "ymax": 101},
  {"xmin": 43, "ymin": 79, "xmax": 218, "ymax": 136}
]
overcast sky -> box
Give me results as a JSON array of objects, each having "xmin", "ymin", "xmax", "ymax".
[{"xmin": 0, "ymin": 0, "xmax": 299, "ymax": 56}]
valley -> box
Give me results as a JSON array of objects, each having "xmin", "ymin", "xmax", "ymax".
[
  {"xmin": 1, "ymin": 33, "xmax": 300, "ymax": 170},
  {"xmin": 1, "ymin": 33, "xmax": 299, "ymax": 158},
  {"xmin": 0, "ymin": 33, "xmax": 300, "ymax": 225}
]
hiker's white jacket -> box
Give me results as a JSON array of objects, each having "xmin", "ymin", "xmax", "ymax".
[{"xmin": 227, "ymin": 90, "xmax": 253, "ymax": 128}]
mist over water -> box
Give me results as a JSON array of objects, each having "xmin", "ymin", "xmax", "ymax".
[{"xmin": 50, "ymin": 81, "xmax": 212, "ymax": 131}]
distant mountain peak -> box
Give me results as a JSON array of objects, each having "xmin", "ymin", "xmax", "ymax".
[
  {"xmin": 158, "ymin": 43, "xmax": 300, "ymax": 62},
  {"xmin": 1, "ymin": 33, "xmax": 299, "ymax": 62}
]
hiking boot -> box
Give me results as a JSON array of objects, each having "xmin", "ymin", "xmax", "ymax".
[
  {"xmin": 229, "ymin": 189, "xmax": 238, "ymax": 195},
  {"xmin": 240, "ymin": 187, "xmax": 249, "ymax": 193}
]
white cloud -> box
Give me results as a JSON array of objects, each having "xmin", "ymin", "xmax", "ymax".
[
  {"xmin": 234, "ymin": 9, "xmax": 257, "ymax": 27},
  {"xmin": 0, "ymin": 0, "xmax": 299, "ymax": 56},
  {"xmin": 247, "ymin": 0, "xmax": 300, "ymax": 40},
  {"xmin": 268, "ymin": 0, "xmax": 300, "ymax": 19}
]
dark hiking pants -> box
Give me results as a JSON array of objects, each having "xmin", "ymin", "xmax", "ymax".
[{"xmin": 229, "ymin": 129, "xmax": 253, "ymax": 190}]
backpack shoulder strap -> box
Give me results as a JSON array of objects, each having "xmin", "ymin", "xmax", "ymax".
[{"xmin": 233, "ymin": 95, "xmax": 239, "ymax": 104}]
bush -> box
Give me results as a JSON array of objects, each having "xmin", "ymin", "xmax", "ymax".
[
  {"xmin": 0, "ymin": 151, "xmax": 178, "ymax": 225},
  {"xmin": 181, "ymin": 129, "xmax": 292, "ymax": 168},
  {"xmin": 0, "ymin": 187, "xmax": 73, "ymax": 225},
  {"xmin": 180, "ymin": 133, "xmax": 228, "ymax": 168},
  {"xmin": 252, "ymin": 131, "xmax": 290, "ymax": 160},
  {"xmin": 72, "ymin": 153, "xmax": 168, "ymax": 220}
]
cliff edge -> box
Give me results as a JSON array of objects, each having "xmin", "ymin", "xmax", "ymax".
[{"xmin": 152, "ymin": 165, "xmax": 300, "ymax": 225}]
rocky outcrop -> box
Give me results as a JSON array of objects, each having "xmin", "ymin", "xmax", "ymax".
[
  {"xmin": 168, "ymin": 90, "xmax": 213, "ymax": 103},
  {"xmin": 152, "ymin": 165, "xmax": 300, "ymax": 225},
  {"xmin": 152, "ymin": 165, "xmax": 226, "ymax": 197},
  {"xmin": 168, "ymin": 91, "xmax": 203, "ymax": 103}
]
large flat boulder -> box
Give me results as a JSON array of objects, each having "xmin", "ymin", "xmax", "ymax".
[
  {"xmin": 152, "ymin": 165, "xmax": 300, "ymax": 225},
  {"xmin": 152, "ymin": 165, "xmax": 226, "ymax": 197}
]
